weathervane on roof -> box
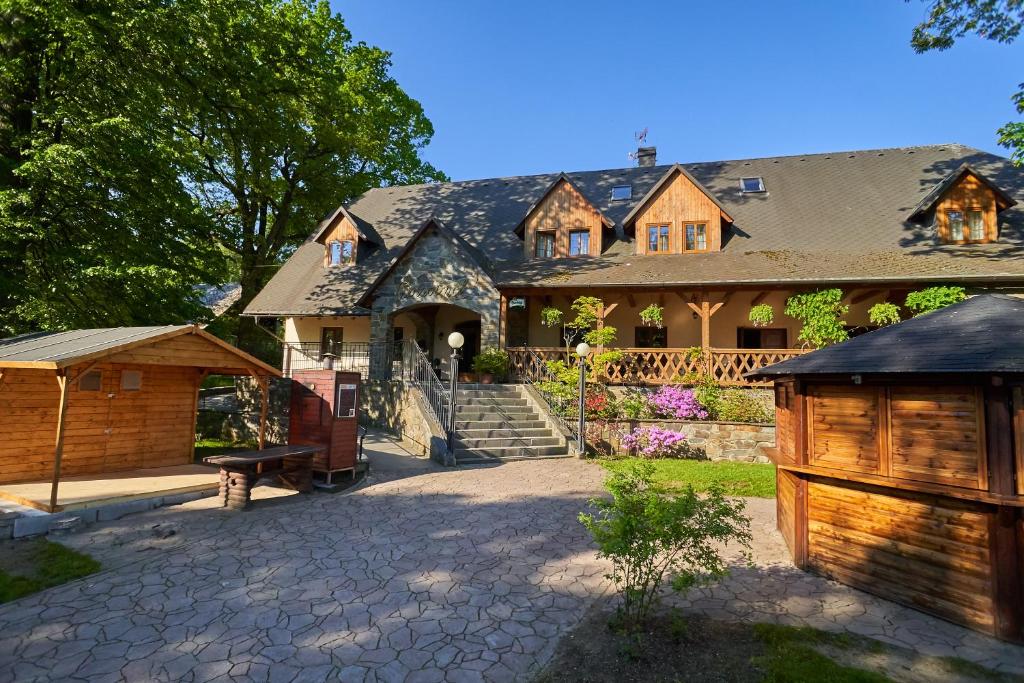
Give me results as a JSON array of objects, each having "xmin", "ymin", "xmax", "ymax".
[{"xmin": 628, "ymin": 127, "xmax": 649, "ymax": 163}]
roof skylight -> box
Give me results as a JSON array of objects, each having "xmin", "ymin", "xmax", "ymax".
[
  {"xmin": 740, "ymin": 177, "xmax": 765, "ymax": 193},
  {"xmin": 611, "ymin": 185, "xmax": 632, "ymax": 201}
]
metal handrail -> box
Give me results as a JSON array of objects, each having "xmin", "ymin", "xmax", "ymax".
[
  {"xmin": 514, "ymin": 349, "xmax": 580, "ymax": 447},
  {"xmin": 403, "ymin": 340, "xmax": 452, "ymax": 438}
]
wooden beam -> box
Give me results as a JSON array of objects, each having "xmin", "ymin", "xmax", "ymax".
[
  {"xmin": 751, "ymin": 291, "xmax": 770, "ymax": 306},
  {"xmin": 626, "ymin": 293, "xmax": 636, "ymax": 308},
  {"xmin": 720, "ymin": 291, "xmax": 735, "ymax": 306},
  {"xmin": 48, "ymin": 371, "xmax": 70, "ymax": 511},
  {"xmin": 498, "ymin": 293, "xmax": 508, "ymax": 349},
  {"xmin": 850, "ymin": 289, "xmax": 882, "ymax": 305},
  {"xmin": 602, "ymin": 301, "xmax": 619, "ymax": 317}
]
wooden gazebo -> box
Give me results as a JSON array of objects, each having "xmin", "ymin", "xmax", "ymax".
[
  {"xmin": 751, "ymin": 294, "xmax": 1024, "ymax": 643},
  {"xmin": 0, "ymin": 325, "xmax": 280, "ymax": 512}
]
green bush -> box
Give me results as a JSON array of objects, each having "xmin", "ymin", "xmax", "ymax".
[
  {"xmin": 904, "ymin": 286, "xmax": 966, "ymax": 317},
  {"xmin": 471, "ymin": 348, "xmax": 509, "ymax": 376},
  {"xmin": 784, "ymin": 289, "xmax": 849, "ymax": 348},
  {"xmin": 619, "ymin": 389, "xmax": 654, "ymax": 419},
  {"xmin": 717, "ymin": 390, "xmax": 773, "ymax": 424},
  {"xmin": 867, "ymin": 302, "xmax": 901, "ymax": 327},
  {"xmin": 579, "ymin": 461, "xmax": 752, "ymax": 631}
]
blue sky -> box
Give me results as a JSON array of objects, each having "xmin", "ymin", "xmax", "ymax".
[{"xmin": 335, "ymin": 1, "xmax": 1024, "ymax": 181}]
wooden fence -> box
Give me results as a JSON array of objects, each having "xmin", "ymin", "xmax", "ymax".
[{"xmin": 507, "ymin": 347, "xmax": 806, "ymax": 387}]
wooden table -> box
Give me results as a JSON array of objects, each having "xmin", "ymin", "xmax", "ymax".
[{"xmin": 203, "ymin": 445, "xmax": 319, "ymax": 510}]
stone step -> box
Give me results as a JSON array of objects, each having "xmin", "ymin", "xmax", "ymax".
[
  {"xmin": 455, "ymin": 404, "xmax": 537, "ymax": 416},
  {"xmin": 456, "ymin": 427, "xmax": 554, "ymax": 439},
  {"xmin": 454, "ymin": 436, "xmax": 563, "ymax": 449},
  {"xmin": 454, "ymin": 445, "xmax": 569, "ymax": 459},
  {"xmin": 456, "ymin": 452, "xmax": 573, "ymax": 464},
  {"xmin": 454, "ymin": 419, "xmax": 548, "ymax": 430},
  {"xmin": 462, "ymin": 395, "xmax": 528, "ymax": 405},
  {"xmin": 457, "ymin": 384, "xmax": 520, "ymax": 394}
]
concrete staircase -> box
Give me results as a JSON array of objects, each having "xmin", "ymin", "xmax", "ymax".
[{"xmin": 452, "ymin": 384, "xmax": 571, "ymax": 464}]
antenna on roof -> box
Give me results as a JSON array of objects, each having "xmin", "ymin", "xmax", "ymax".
[{"xmin": 628, "ymin": 127, "xmax": 650, "ymax": 164}]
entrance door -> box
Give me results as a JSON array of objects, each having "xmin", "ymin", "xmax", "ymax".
[{"xmin": 454, "ymin": 320, "xmax": 481, "ymax": 373}]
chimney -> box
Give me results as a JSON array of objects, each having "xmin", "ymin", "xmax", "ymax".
[{"xmin": 637, "ymin": 146, "xmax": 657, "ymax": 167}]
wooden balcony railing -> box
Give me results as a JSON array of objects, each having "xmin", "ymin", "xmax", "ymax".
[{"xmin": 507, "ymin": 347, "xmax": 807, "ymax": 387}]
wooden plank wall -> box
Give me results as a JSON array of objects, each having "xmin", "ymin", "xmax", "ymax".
[
  {"xmin": 808, "ymin": 386, "xmax": 880, "ymax": 474},
  {"xmin": 806, "ymin": 479, "xmax": 996, "ymax": 634},
  {"xmin": 890, "ymin": 386, "xmax": 986, "ymax": 489},
  {"xmin": 524, "ymin": 179, "xmax": 603, "ymax": 258},
  {"xmin": 1013, "ymin": 387, "xmax": 1024, "ymax": 496},
  {"xmin": 776, "ymin": 469, "xmax": 799, "ymax": 557},
  {"xmin": 807, "ymin": 383, "xmax": 986, "ymax": 490},
  {"xmin": 773, "ymin": 381, "xmax": 796, "ymax": 465},
  {"xmin": 105, "ymin": 334, "xmax": 254, "ymax": 371},
  {"xmin": 0, "ymin": 363, "xmax": 200, "ymax": 484},
  {"xmin": 317, "ymin": 214, "xmax": 360, "ymax": 264},
  {"xmin": 935, "ymin": 172, "xmax": 999, "ymax": 243},
  {"xmin": 633, "ymin": 170, "xmax": 722, "ymax": 254}
]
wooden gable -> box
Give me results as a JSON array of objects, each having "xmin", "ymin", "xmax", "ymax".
[
  {"xmin": 103, "ymin": 332, "xmax": 266, "ymax": 372},
  {"xmin": 318, "ymin": 213, "xmax": 360, "ymax": 266},
  {"xmin": 630, "ymin": 167, "xmax": 729, "ymax": 255},
  {"xmin": 523, "ymin": 177, "xmax": 605, "ymax": 258},
  {"xmin": 935, "ymin": 170, "xmax": 1003, "ymax": 244}
]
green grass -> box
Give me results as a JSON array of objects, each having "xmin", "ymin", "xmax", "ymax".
[
  {"xmin": 0, "ymin": 539, "xmax": 100, "ymax": 603},
  {"xmin": 194, "ymin": 438, "xmax": 256, "ymax": 462},
  {"xmin": 753, "ymin": 624, "xmax": 892, "ymax": 683},
  {"xmin": 602, "ymin": 458, "xmax": 776, "ymax": 498}
]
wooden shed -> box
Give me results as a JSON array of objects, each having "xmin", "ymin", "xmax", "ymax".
[
  {"xmin": 0, "ymin": 325, "xmax": 280, "ymax": 512},
  {"xmin": 751, "ymin": 294, "xmax": 1024, "ymax": 643}
]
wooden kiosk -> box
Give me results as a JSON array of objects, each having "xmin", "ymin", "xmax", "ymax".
[
  {"xmin": 751, "ymin": 294, "xmax": 1024, "ymax": 643},
  {"xmin": 0, "ymin": 325, "xmax": 280, "ymax": 512},
  {"xmin": 288, "ymin": 369, "xmax": 361, "ymax": 483}
]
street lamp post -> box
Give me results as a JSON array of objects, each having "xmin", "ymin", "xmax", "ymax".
[
  {"xmin": 446, "ymin": 332, "xmax": 465, "ymax": 458},
  {"xmin": 575, "ymin": 342, "xmax": 590, "ymax": 456}
]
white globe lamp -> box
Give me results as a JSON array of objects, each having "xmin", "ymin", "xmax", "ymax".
[{"xmin": 448, "ymin": 332, "xmax": 465, "ymax": 350}]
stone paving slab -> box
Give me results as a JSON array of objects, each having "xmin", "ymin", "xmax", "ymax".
[{"xmin": 0, "ymin": 433, "xmax": 1021, "ymax": 681}]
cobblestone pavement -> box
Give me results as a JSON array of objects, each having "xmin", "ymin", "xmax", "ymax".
[{"xmin": 0, "ymin": 433, "xmax": 1021, "ymax": 681}]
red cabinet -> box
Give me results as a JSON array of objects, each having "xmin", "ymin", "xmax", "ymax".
[{"xmin": 288, "ymin": 370, "xmax": 360, "ymax": 483}]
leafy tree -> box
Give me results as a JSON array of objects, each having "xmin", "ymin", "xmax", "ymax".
[
  {"xmin": 0, "ymin": 0, "xmax": 225, "ymax": 334},
  {"xmin": 909, "ymin": 0, "xmax": 1024, "ymax": 163},
  {"xmin": 579, "ymin": 461, "xmax": 751, "ymax": 631},
  {"xmin": 868, "ymin": 302, "xmax": 902, "ymax": 327},
  {"xmin": 904, "ymin": 285, "xmax": 967, "ymax": 316},
  {"xmin": 784, "ymin": 289, "xmax": 850, "ymax": 348},
  {"xmin": 150, "ymin": 0, "xmax": 445, "ymax": 350},
  {"xmin": 0, "ymin": 0, "xmax": 443, "ymax": 351}
]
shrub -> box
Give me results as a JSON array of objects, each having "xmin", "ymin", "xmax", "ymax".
[
  {"xmin": 717, "ymin": 390, "xmax": 773, "ymax": 424},
  {"xmin": 471, "ymin": 348, "xmax": 509, "ymax": 377},
  {"xmin": 649, "ymin": 385, "xmax": 708, "ymax": 420},
  {"xmin": 639, "ymin": 303, "xmax": 664, "ymax": 328},
  {"xmin": 868, "ymin": 302, "xmax": 901, "ymax": 327},
  {"xmin": 579, "ymin": 461, "xmax": 752, "ymax": 630},
  {"xmin": 904, "ymin": 286, "xmax": 966, "ymax": 317},
  {"xmin": 620, "ymin": 425, "xmax": 689, "ymax": 459},
  {"xmin": 619, "ymin": 388, "xmax": 654, "ymax": 419},
  {"xmin": 585, "ymin": 388, "xmax": 618, "ymax": 420}
]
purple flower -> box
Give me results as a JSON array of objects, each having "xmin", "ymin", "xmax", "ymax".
[
  {"xmin": 649, "ymin": 386, "xmax": 708, "ymax": 420},
  {"xmin": 621, "ymin": 425, "xmax": 688, "ymax": 459}
]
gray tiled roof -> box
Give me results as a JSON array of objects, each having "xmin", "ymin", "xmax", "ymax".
[
  {"xmin": 749, "ymin": 294, "xmax": 1024, "ymax": 376},
  {"xmin": 244, "ymin": 144, "xmax": 1024, "ymax": 316},
  {"xmin": 0, "ymin": 326, "xmax": 191, "ymax": 365}
]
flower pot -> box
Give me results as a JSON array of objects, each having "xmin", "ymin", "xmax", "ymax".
[{"xmin": 479, "ymin": 372, "xmax": 494, "ymax": 385}]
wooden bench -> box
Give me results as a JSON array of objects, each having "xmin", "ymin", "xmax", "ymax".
[{"xmin": 204, "ymin": 445, "xmax": 319, "ymax": 510}]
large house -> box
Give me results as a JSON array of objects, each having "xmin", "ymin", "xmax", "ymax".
[{"xmin": 245, "ymin": 143, "xmax": 1024, "ymax": 386}]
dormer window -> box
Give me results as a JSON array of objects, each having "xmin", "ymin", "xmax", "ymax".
[
  {"xmin": 535, "ymin": 232, "xmax": 555, "ymax": 258},
  {"xmin": 611, "ymin": 185, "xmax": 632, "ymax": 201},
  {"xmin": 329, "ymin": 240, "xmax": 354, "ymax": 266},
  {"xmin": 740, "ymin": 177, "xmax": 766, "ymax": 193},
  {"xmin": 568, "ymin": 230, "xmax": 590, "ymax": 256},
  {"xmin": 647, "ymin": 224, "xmax": 670, "ymax": 253}
]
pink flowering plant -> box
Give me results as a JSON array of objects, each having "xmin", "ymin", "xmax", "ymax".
[
  {"xmin": 621, "ymin": 425, "xmax": 689, "ymax": 459},
  {"xmin": 649, "ymin": 385, "xmax": 708, "ymax": 420}
]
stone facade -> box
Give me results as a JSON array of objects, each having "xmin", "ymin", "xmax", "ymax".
[
  {"xmin": 590, "ymin": 419, "xmax": 775, "ymax": 463},
  {"xmin": 367, "ymin": 226, "xmax": 501, "ymax": 376}
]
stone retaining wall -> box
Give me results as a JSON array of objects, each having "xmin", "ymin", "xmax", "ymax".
[
  {"xmin": 360, "ymin": 380, "xmax": 448, "ymax": 462},
  {"xmin": 589, "ymin": 419, "xmax": 775, "ymax": 463}
]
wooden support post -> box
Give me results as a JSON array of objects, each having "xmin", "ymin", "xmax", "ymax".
[
  {"xmin": 751, "ymin": 291, "xmax": 770, "ymax": 306},
  {"xmin": 257, "ymin": 375, "xmax": 269, "ymax": 450},
  {"xmin": 686, "ymin": 294, "xmax": 724, "ymax": 354},
  {"xmin": 498, "ymin": 293, "xmax": 508, "ymax": 349},
  {"xmin": 626, "ymin": 293, "xmax": 636, "ymax": 308},
  {"xmin": 49, "ymin": 371, "xmax": 70, "ymax": 512}
]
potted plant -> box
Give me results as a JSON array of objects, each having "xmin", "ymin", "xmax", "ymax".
[{"xmin": 472, "ymin": 348, "xmax": 509, "ymax": 384}]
